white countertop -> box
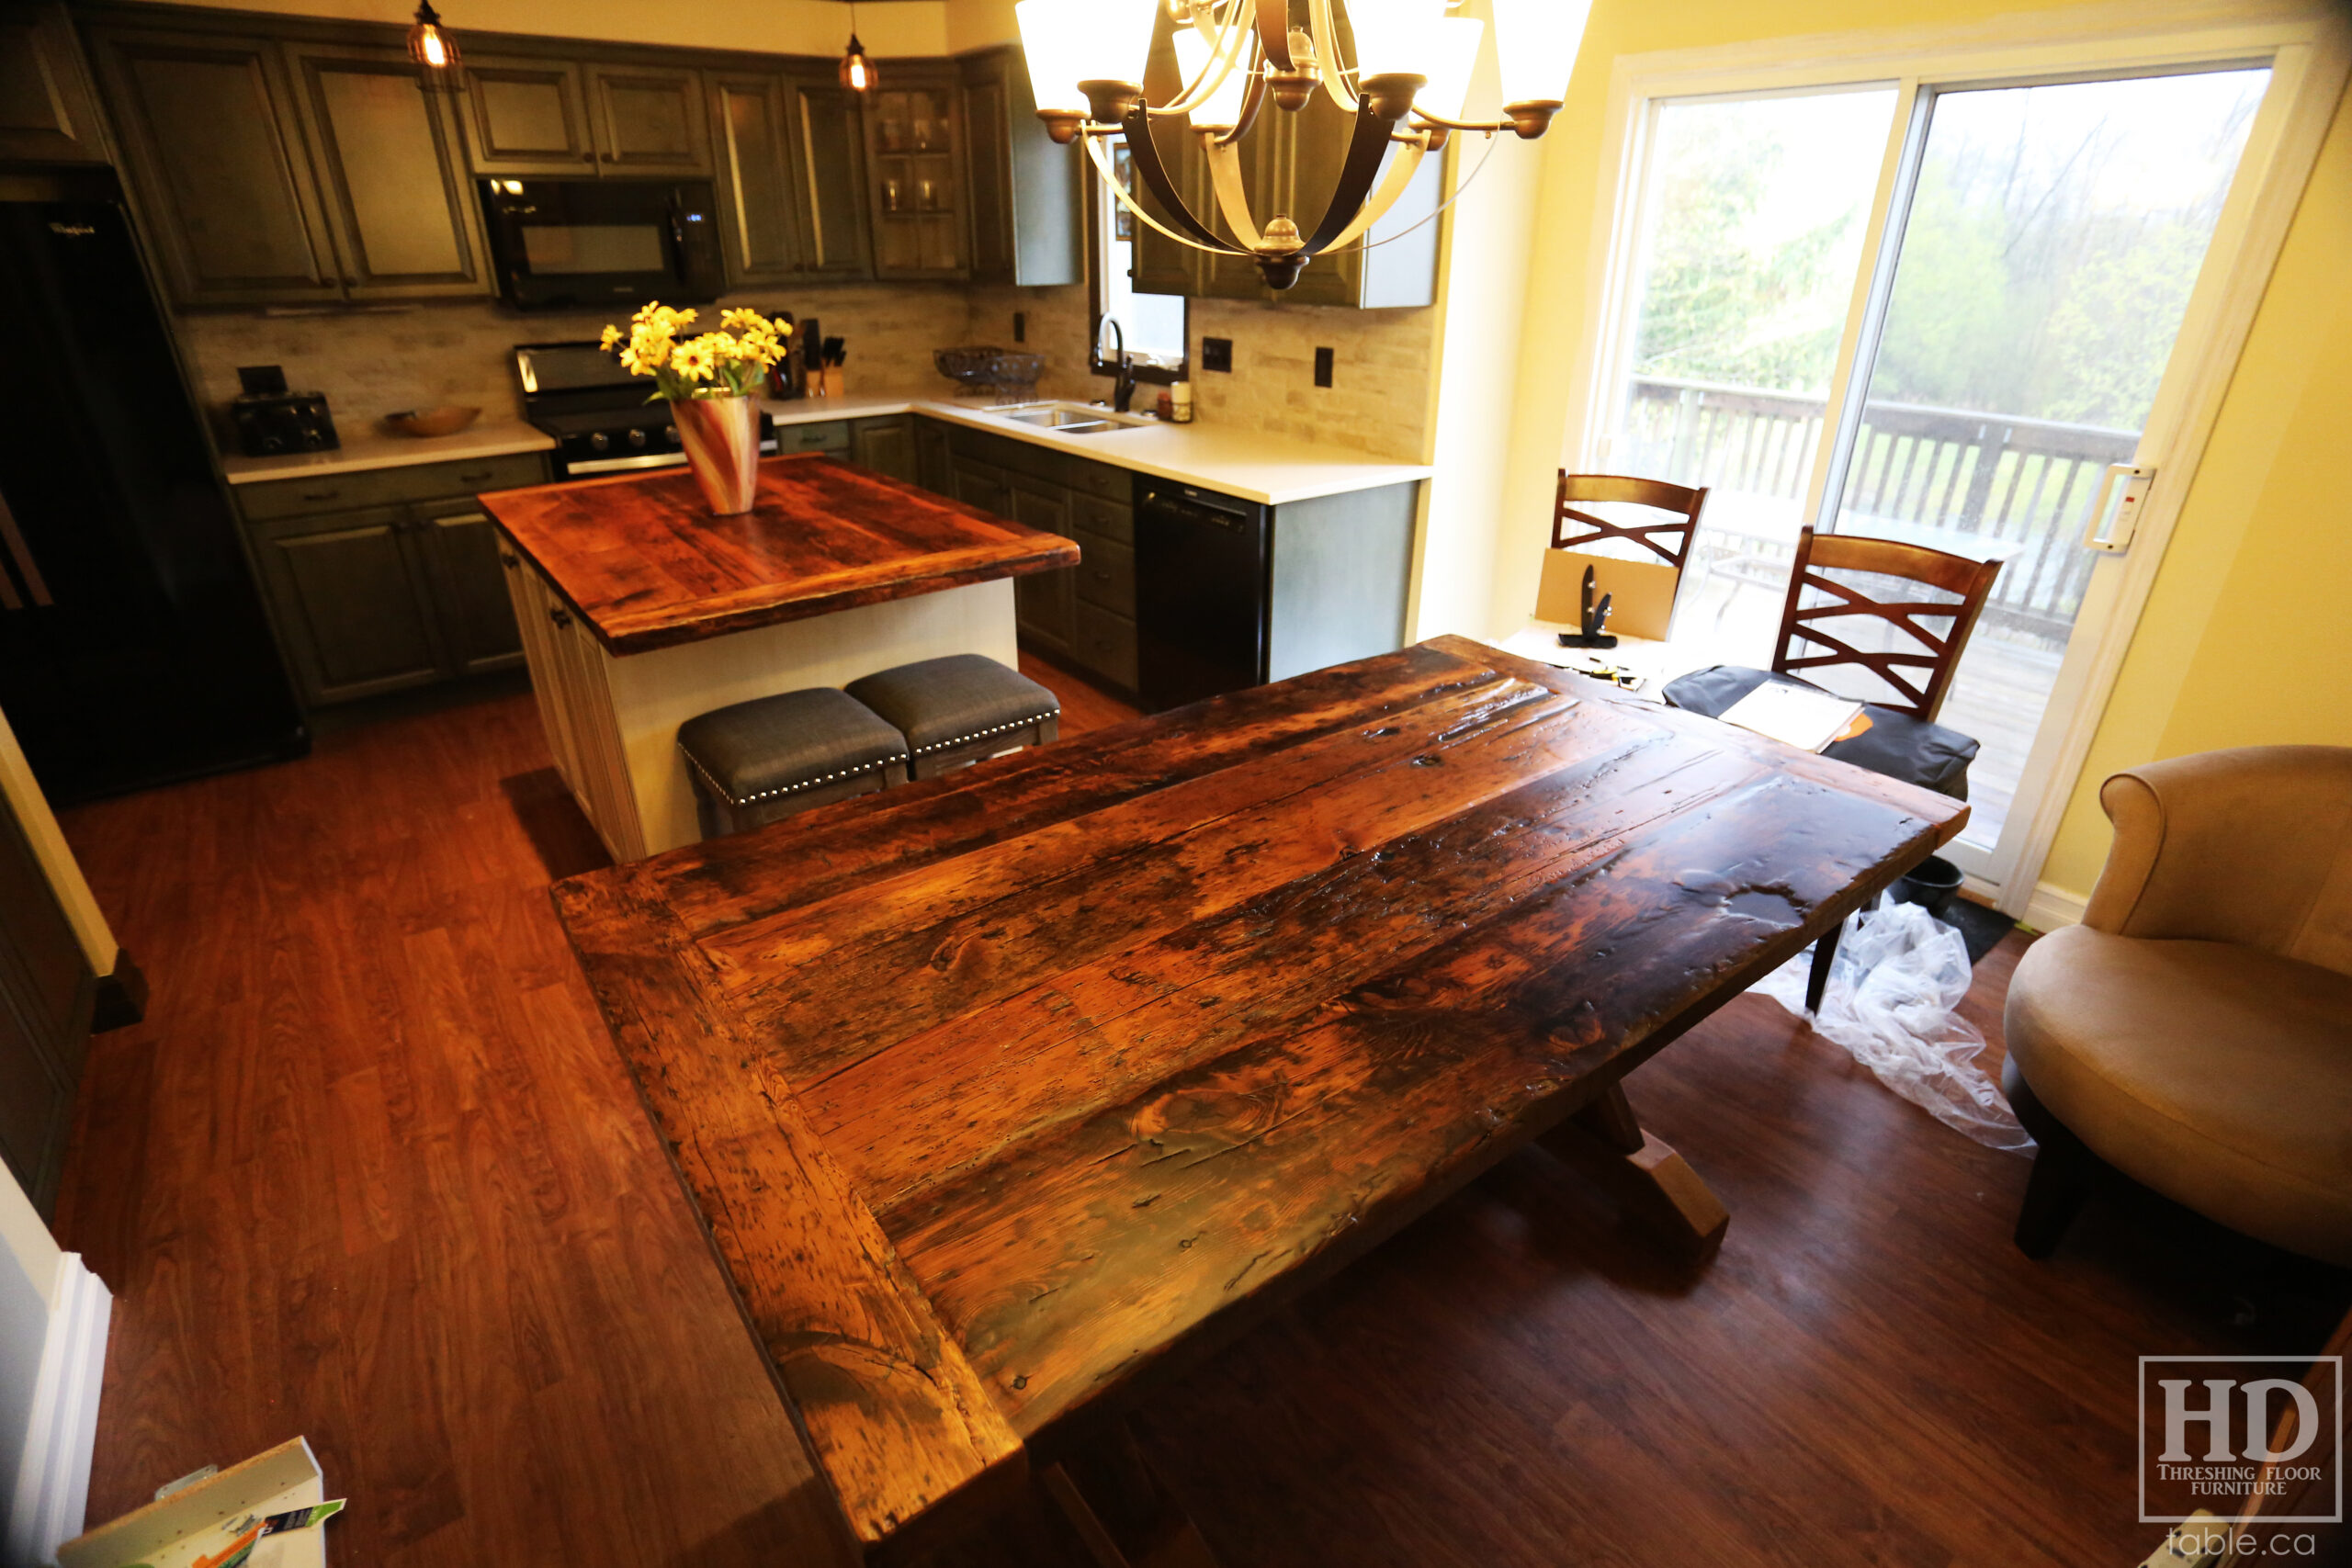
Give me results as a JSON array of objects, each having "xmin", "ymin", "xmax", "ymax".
[
  {"xmin": 220, "ymin": 416, "xmax": 556, "ymax": 485},
  {"xmin": 763, "ymin": 391, "xmax": 1430, "ymax": 507}
]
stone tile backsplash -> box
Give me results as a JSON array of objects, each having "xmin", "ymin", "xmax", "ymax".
[{"xmin": 179, "ymin": 278, "xmax": 1435, "ymax": 462}]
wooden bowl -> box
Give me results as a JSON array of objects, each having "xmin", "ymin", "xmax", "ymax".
[{"xmin": 383, "ymin": 405, "xmax": 481, "ymax": 439}]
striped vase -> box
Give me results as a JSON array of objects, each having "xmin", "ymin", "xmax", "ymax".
[{"xmin": 673, "ymin": 394, "xmax": 762, "ymax": 516}]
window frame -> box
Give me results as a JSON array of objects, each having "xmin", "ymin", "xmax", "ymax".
[{"xmin": 1087, "ymin": 143, "xmax": 1188, "ymax": 386}]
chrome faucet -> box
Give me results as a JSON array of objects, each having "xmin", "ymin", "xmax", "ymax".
[{"xmin": 1098, "ymin": 316, "xmax": 1136, "ymax": 414}]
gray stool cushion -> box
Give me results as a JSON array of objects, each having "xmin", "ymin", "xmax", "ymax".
[
  {"xmin": 678, "ymin": 687, "xmax": 909, "ymax": 810},
  {"xmin": 846, "ymin": 654, "xmax": 1060, "ymax": 764}
]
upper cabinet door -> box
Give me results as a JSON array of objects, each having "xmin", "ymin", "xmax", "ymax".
[
  {"xmin": 865, "ymin": 79, "xmax": 967, "ymax": 280},
  {"xmin": 460, "ymin": 53, "xmax": 595, "ymax": 175},
  {"xmin": 709, "ymin": 72, "xmax": 805, "ymax": 284},
  {"xmin": 961, "ymin": 47, "xmax": 1080, "ymax": 288},
  {"xmin": 588, "ymin": 65, "xmax": 709, "ymax": 175},
  {"xmin": 0, "ymin": 4, "xmax": 110, "ymax": 164},
  {"xmin": 286, "ymin": 42, "xmax": 492, "ymax": 300},
  {"xmin": 784, "ymin": 73, "xmax": 871, "ymax": 279},
  {"xmin": 83, "ymin": 26, "xmax": 341, "ymax": 306}
]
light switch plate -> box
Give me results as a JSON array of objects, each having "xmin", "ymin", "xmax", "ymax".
[
  {"xmin": 1314, "ymin": 347, "xmax": 1334, "ymax": 388},
  {"xmin": 1200, "ymin": 337, "xmax": 1234, "ymax": 373}
]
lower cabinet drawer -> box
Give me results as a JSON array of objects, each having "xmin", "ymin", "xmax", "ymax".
[
  {"xmin": 778, "ymin": 419, "xmax": 852, "ymax": 454},
  {"xmin": 1070, "ymin": 492, "xmax": 1133, "ymax": 544},
  {"xmin": 236, "ymin": 451, "xmax": 548, "ymax": 521},
  {"xmin": 1072, "ymin": 530, "xmax": 1135, "ymax": 618},
  {"xmin": 1074, "ymin": 603, "xmax": 1138, "ymax": 693}
]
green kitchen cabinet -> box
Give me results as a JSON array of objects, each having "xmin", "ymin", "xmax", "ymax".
[
  {"xmin": 284, "ymin": 39, "xmax": 492, "ymax": 300},
  {"xmin": 458, "ymin": 53, "xmax": 595, "ymax": 175},
  {"xmin": 785, "ymin": 72, "xmax": 874, "ymax": 279},
  {"xmin": 413, "ymin": 499, "xmax": 525, "ymax": 678},
  {"xmin": 1008, "ymin": 475, "xmax": 1076, "ymax": 655},
  {"xmin": 850, "ymin": 415, "xmax": 919, "ymax": 485},
  {"xmin": 913, "ymin": 416, "xmax": 955, "ymax": 495},
  {"xmin": 0, "ymin": 4, "xmax": 110, "ymax": 164},
  {"xmin": 85, "ymin": 11, "xmax": 492, "ymax": 305},
  {"xmin": 960, "ymin": 46, "xmax": 1081, "ymax": 288},
  {"xmin": 249, "ymin": 506, "xmax": 450, "ymax": 705},
  {"xmin": 709, "ymin": 67, "xmax": 871, "ymax": 287},
  {"xmin": 586, "ymin": 63, "xmax": 709, "ymax": 175},
  {"xmin": 82, "ymin": 20, "xmax": 343, "ymax": 306},
  {"xmin": 237, "ymin": 452, "xmax": 545, "ymax": 706},
  {"xmin": 865, "ymin": 71, "xmax": 967, "ymax": 280}
]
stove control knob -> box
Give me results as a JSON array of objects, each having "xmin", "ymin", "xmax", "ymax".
[
  {"xmin": 588, "ymin": 432, "xmax": 610, "ymax": 453},
  {"xmin": 627, "ymin": 427, "xmax": 648, "ymax": 449}
]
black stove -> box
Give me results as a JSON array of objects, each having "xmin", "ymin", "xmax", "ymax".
[{"xmin": 515, "ymin": 340, "xmax": 776, "ymax": 479}]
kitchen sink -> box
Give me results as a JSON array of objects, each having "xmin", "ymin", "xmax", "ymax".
[{"xmin": 988, "ymin": 401, "xmax": 1154, "ymax": 436}]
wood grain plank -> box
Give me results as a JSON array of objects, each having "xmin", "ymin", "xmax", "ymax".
[
  {"xmin": 809, "ymin": 709, "xmax": 1764, "ymax": 1214},
  {"xmin": 884, "ymin": 769, "xmax": 1958, "ymax": 1432},
  {"xmin": 482, "ymin": 454, "xmax": 1079, "ymax": 656},
  {"xmin": 552, "ymin": 871, "xmax": 1024, "ymax": 1555}
]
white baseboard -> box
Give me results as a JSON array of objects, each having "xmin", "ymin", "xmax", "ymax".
[
  {"xmin": 6, "ymin": 1254, "xmax": 110, "ymax": 1568},
  {"xmin": 2022, "ymin": 882, "xmax": 2089, "ymax": 933}
]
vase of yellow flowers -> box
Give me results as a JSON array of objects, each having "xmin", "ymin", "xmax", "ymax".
[{"xmin": 601, "ymin": 303, "xmax": 786, "ymax": 517}]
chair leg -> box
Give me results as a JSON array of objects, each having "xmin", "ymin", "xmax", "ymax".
[
  {"xmin": 2004, "ymin": 1068, "xmax": 2098, "ymax": 1260},
  {"xmin": 1804, "ymin": 919, "xmax": 1842, "ymax": 1015}
]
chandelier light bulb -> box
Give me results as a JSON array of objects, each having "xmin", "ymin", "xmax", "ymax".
[
  {"xmin": 1416, "ymin": 15, "xmax": 1484, "ymax": 124},
  {"xmin": 1492, "ymin": 0, "xmax": 1590, "ymax": 114},
  {"xmin": 1173, "ymin": 27, "xmax": 1251, "ymax": 132}
]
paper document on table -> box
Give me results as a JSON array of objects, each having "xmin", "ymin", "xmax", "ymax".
[{"xmin": 1718, "ymin": 682, "xmax": 1868, "ymax": 753}]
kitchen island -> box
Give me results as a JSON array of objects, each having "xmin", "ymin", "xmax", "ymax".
[{"xmin": 481, "ymin": 454, "xmax": 1077, "ymax": 861}]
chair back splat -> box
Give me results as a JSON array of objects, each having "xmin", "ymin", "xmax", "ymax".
[
  {"xmin": 1772, "ymin": 527, "xmax": 2003, "ymax": 722},
  {"xmin": 1552, "ymin": 472, "xmax": 1709, "ymax": 570}
]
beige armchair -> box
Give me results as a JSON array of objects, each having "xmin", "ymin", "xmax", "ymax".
[{"xmin": 2002, "ymin": 745, "xmax": 2352, "ymax": 1264}]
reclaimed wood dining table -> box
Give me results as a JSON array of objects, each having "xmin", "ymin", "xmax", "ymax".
[{"xmin": 551, "ymin": 635, "xmax": 1968, "ymax": 1562}]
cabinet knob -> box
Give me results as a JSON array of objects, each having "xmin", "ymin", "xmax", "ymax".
[
  {"xmin": 549, "ymin": 606, "xmax": 572, "ymax": 628},
  {"xmin": 500, "ymin": 551, "xmax": 519, "ymax": 570},
  {"xmin": 460, "ymin": 469, "xmax": 493, "ymax": 483},
  {"xmin": 301, "ymin": 491, "xmax": 340, "ymax": 503}
]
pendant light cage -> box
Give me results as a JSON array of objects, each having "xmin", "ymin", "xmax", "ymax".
[
  {"xmin": 407, "ymin": 0, "xmax": 463, "ymax": 91},
  {"xmin": 840, "ymin": 3, "xmax": 877, "ymax": 93}
]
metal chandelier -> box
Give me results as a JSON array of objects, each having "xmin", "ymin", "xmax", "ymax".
[{"xmin": 1013, "ymin": 0, "xmax": 1588, "ymax": 290}]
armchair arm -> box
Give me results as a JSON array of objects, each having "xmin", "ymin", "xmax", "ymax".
[{"xmin": 2083, "ymin": 745, "xmax": 2352, "ymax": 975}]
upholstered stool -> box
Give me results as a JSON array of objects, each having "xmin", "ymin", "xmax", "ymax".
[
  {"xmin": 677, "ymin": 687, "xmax": 910, "ymax": 839},
  {"xmin": 847, "ymin": 654, "xmax": 1061, "ymax": 780}
]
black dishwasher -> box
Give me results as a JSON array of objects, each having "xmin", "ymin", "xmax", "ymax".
[{"xmin": 1135, "ymin": 480, "xmax": 1270, "ymax": 711}]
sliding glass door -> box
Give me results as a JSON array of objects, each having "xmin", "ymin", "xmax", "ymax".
[
  {"xmin": 1589, "ymin": 51, "xmax": 2288, "ymax": 904},
  {"xmin": 1821, "ymin": 68, "xmax": 2267, "ymax": 868}
]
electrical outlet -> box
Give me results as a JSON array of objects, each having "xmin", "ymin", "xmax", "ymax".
[
  {"xmin": 1201, "ymin": 336, "xmax": 1234, "ymax": 373},
  {"xmin": 1013, "ymin": 311, "xmax": 1026, "ymax": 344},
  {"xmin": 1314, "ymin": 346, "xmax": 1335, "ymax": 388}
]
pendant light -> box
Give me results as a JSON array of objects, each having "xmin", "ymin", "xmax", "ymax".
[
  {"xmin": 838, "ymin": 2, "xmax": 876, "ymax": 94},
  {"xmin": 406, "ymin": 0, "xmax": 462, "ymax": 91}
]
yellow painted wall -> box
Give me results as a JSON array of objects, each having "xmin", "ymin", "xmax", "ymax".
[
  {"xmin": 1494, "ymin": 0, "xmax": 2352, "ymax": 912},
  {"xmin": 155, "ymin": 0, "xmax": 952, "ymax": 55}
]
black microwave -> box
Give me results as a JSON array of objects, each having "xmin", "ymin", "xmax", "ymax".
[{"xmin": 479, "ymin": 178, "xmax": 723, "ymax": 310}]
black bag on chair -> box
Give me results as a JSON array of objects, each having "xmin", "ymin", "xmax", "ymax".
[{"xmin": 1663, "ymin": 665, "xmax": 1978, "ymax": 800}]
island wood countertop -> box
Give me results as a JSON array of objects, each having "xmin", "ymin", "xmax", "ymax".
[
  {"xmin": 550, "ymin": 635, "xmax": 1967, "ymax": 1556},
  {"xmin": 479, "ymin": 453, "xmax": 1080, "ymax": 656}
]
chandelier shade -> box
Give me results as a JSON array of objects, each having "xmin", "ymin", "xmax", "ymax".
[{"xmin": 1034, "ymin": 0, "xmax": 1588, "ymax": 289}]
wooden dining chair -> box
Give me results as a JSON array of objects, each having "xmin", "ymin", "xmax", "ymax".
[
  {"xmin": 1664, "ymin": 526, "xmax": 2004, "ymax": 1012},
  {"xmin": 1771, "ymin": 527, "xmax": 2004, "ymax": 722},
  {"xmin": 1553, "ymin": 472, "xmax": 1710, "ymax": 570}
]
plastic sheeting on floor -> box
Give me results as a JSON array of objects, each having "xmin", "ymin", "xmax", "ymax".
[{"xmin": 1755, "ymin": 898, "xmax": 2033, "ymax": 1151}]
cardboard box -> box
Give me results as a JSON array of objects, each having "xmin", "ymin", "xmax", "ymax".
[{"xmin": 56, "ymin": 1438, "xmax": 331, "ymax": 1568}]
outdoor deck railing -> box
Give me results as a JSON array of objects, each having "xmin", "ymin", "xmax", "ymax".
[{"xmin": 1618, "ymin": 375, "xmax": 2138, "ymax": 645}]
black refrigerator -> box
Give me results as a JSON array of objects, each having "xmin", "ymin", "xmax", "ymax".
[{"xmin": 0, "ymin": 196, "xmax": 306, "ymax": 803}]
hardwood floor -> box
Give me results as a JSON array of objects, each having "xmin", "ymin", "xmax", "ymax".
[{"xmin": 51, "ymin": 665, "xmax": 2341, "ymax": 1568}]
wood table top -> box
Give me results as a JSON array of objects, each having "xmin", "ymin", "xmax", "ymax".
[
  {"xmin": 551, "ymin": 635, "xmax": 1967, "ymax": 1557},
  {"xmin": 479, "ymin": 454, "xmax": 1080, "ymax": 656}
]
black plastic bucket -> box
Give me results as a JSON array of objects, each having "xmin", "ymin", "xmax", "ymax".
[{"xmin": 1892, "ymin": 854, "xmax": 1964, "ymax": 921}]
